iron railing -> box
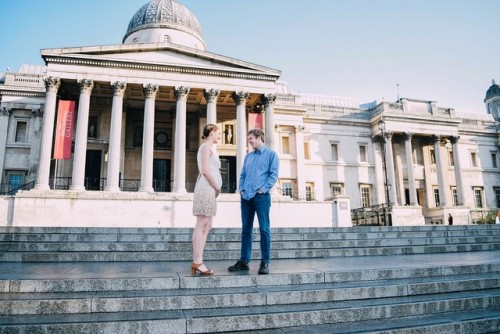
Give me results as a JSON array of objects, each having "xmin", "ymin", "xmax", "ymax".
[
  {"xmin": 351, "ymin": 204, "xmax": 391, "ymax": 226},
  {"xmin": 0, "ymin": 180, "xmax": 36, "ymax": 195}
]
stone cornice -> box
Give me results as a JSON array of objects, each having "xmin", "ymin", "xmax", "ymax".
[
  {"xmin": 0, "ymin": 89, "xmax": 45, "ymax": 98},
  {"xmin": 43, "ymin": 55, "xmax": 279, "ymax": 82}
]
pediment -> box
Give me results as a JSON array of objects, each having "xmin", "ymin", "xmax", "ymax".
[{"xmin": 41, "ymin": 43, "xmax": 280, "ymax": 78}]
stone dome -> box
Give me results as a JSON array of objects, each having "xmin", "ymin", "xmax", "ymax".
[
  {"xmin": 123, "ymin": 0, "xmax": 206, "ymax": 50},
  {"xmin": 485, "ymin": 79, "xmax": 500, "ymax": 102}
]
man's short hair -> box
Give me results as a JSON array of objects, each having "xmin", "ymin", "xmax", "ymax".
[{"xmin": 247, "ymin": 129, "xmax": 265, "ymax": 142}]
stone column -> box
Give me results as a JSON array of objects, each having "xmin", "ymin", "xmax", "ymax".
[
  {"xmin": 450, "ymin": 135, "xmax": 465, "ymax": 205},
  {"xmin": 403, "ymin": 132, "xmax": 417, "ymax": 205},
  {"xmin": 295, "ymin": 125, "xmax": 306, "ymax": 200},
  {"xmin": 70, "ymin": 79, "xmax": 94, "ymax": 191},
  {"xmin": 172, "ymin": 86, "xmax": 190, "ymax": 193},
  {"xmin": 0, "ymin": 107, "xmax": 11, "ymax": 186},
  {"xmin": 204, "ymin": 89, "xmax": 219, "ymax": 125},
  {"xmin": 262, "ymin": 94, "xmax": 277, "ymax": 150},
  {"xmin": 139, "ymin": 84, "xmax": 159, "ymax": 193},
  {"xmin": 35, "ymin": 77, "xmax": 60, "ymax": 190},
  {"xmin": 432, "ymin": 135, "xmax": 448, "ymax": 206},
  {"xmin": 105, "ymin": 81, "xmax": 127, "ymax": 192},
  {"xmin": 28, "ymin": 108, "xmax": 44, "ymax": 182},
  {"xmin": 233, "ymin": 91, "xmax": 249, "ymax": 190},
  {"xmin": 384, "ymin": 132, "xmax": 398, "ymax": 206}
]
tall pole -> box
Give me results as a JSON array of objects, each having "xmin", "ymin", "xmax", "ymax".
[{"xmin": 378, "ymin": 119, "xmax": 393, "ymax": 226}]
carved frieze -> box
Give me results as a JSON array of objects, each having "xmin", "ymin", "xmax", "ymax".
[
  {"xmin": 32, "ymin": 108, "xmax": 43, "ymax": 117},
  {"xmin": 0, "ymin": 107, "xmax": 10, "ymax": 117}
]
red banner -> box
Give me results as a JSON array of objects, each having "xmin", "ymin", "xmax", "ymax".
[
  {"xmin": 248, "ymin": 113, "xmax": 263, "ymax": 130},
  {"xmin": 53, "ymin": 100, "xmax": 75, "ymax": 160}
]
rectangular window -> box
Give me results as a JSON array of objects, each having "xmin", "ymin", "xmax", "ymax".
[
  {"xmin": 451, "ymin": 187, "xmax": 458, "ymax": 206},
  {"xmin": 359, "ymin": 145, "xmax": 367, "ymax": 162},
  {"xmin": 470, "ymin": 152, "xmax": 478, "ymax": 167},
  {"xmin": 433, "ymin": 188, "xmax": 440, "ymax": 206},
  {"xmin": 474, "ymin": 188, "xmax": 483, "ymax": 208},
  {"xmin": 330, "ymin": 183, "xmax": 344, "ymax": 196},
  {"xmin": 360, "ymin": 185, "xmax": 371, "ymax": 208},
  {"xmin": 331, "ymin": 143, "xmax": 338, "ymax": 161},
  {"xmin": 448, "ymin": 150, "xmax": 454, "ymax": 166},
  {"xmin": 281, "ymin": 181, "xmax": 293, "ymax": 198},
  {"xmin": 491, "ymin": 152, "xmax": 498, "ymax": 168},
  {"xmin": 495, "ymin": 188, "xmax": 500, "ymax": 208},
  {"xmin": 15, "ymin": 122, "xmax": 27, "ymax": 142},
  {"xmin": 304, "ymin": 141, "xmax": 310, "ymax": 160},
  {"xmin": 305, "ymin": 182, "xmax": 314, "ymax": 201},
  {"xmin": 281, "ymin": 136, "xmax": 291, "ymax": 155}
]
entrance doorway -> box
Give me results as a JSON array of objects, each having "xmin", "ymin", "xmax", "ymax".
[
  {"xmin": 85, "ymin": 150, "xmax": 102, "ymax": 190},
  {"xmin": 153, "ymin": 159, "xmax": 171, "ymax": 192},
  {"xmin": 220, "ymin": 156, "xmax": 236, "ymax": 193}
]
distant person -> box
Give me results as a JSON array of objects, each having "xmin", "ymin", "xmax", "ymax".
[
  {"xmin": 191, "ymin": 124, "xmax": 222, "ymax": 276},
  {"xmin": 496, "ymin": 213, "xmax": 499, "ymax": 225},
  {"xmin": 448, "ymin": 213, "xmax": 453, "ymax": 225},
  {"xmin": 228, "ymin": 129, "xmax": 279, "ymax": 275}
]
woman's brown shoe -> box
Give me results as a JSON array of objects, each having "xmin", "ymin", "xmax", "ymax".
[{"xmin": 191, "ymin": 262, "xmax": 214, "ymax": 276}]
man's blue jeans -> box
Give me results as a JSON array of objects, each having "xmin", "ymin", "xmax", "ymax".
[{"xmin": 240, "ymin": 193, "xmax": 271, "ymax": 264}]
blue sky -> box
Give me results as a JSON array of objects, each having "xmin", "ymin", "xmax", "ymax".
[{"xmin": 1, "ymin": 0, "xmax": 499, "ymax": 113}]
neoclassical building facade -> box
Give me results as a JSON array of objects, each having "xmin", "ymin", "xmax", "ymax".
[{"xmin": 0, "ymin": 0, "xmax": 499, "ymax": 227}]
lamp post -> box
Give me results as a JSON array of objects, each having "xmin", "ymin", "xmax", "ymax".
[{"xmin": 378, "ymin": 119, "xmax": 393, "ymax": 226}]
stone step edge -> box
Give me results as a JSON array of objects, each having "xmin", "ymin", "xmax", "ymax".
[
  {"xmin": 2, "ymin": 273, "xmax": 500, "ymax": 315},
  {"xmin": 2, "ymin": 264, "xmax": 500, "ymax": 293},
  {"xmin": 0, "ymin": 291, "xmax": 498, "ymax": 333},
  {"xmin": 278, "ymin": 307, "xmax": 500, "ymax": 334}
]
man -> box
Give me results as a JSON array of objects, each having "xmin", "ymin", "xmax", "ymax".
[
  {"xmin": 448, "ymin": 213, "xmax": 453, "ymax": 225},
  {"xmin": 228, "ymin": 129, "xmax": 279, "ymax": 275}
]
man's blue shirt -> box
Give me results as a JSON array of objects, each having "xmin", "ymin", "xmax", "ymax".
[{"xmin": 239, "ymin": 145, "xmax": 279, "ymax": 200}]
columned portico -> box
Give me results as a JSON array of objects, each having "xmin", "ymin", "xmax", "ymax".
[
  {"xmin": 262, "ymin": 94, "xmax": 277, "ymax": 150},
  {"xmin": 204, "ymin": 89, "xmax": 219, "ymax": 125},
  {"xmin": 35, "ymin": 77, "xmax": 60, "ymax": 190},
  {"xmin": 432, "ymin": 135, "xmax": 449, "ymax": 206},
  {"xmin": 233, "ymin": 91, "xmax": 249, "ymax": 190},
  {"xmin": 450, "ymin": 135, "xmax": 465, "ymax": 205},
  {"xmin": 403, "ymin": 132, "xmax": 417, "ymax": 205},
  {"xmin": 140, "ymin": 84, "xmax": 159, "ymax": 193},
  {"xmin": 172, "ymin": 86, "xmax": 190, "ymax": 193},
  {"xmin": 105, "ymin": 81, "xmax": 127, "ymax": 192}
]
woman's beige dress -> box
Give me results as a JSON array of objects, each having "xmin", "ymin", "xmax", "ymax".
[{"xmin": 192, "ymin": 143, "xmax": 222, "ymax": 217}]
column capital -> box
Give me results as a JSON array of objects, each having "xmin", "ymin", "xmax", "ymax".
[
  {"xmin": 402, "ymin": 132, "xmax": 413, "ymax": 141},
  {"xmin": 143, "ymin": 84, "xmax": 159, "ymax": 98},
  {"xmin": 1, "ymin": 107, "xmax": 10, "ymax": 117},
  {"xmin": 232, "ymin": 91, "xmax": 249, "ymax": 105},
  {"xmin": 430, "ymin": 134, "xmax": 441, "ymax": 144},
  {"xmin": 43, "ymin": 76, "xmax": 60, "ymax": 92},
  {"xmin": 174, "ymin": 86, "xmax": 190, "ymax": 100},
  {"xmin": 78, "ymin": 79, "xmax": 94, "ymax": 95},
  {"xmin": 384, "ymin": 131, "xmax": 394, "ymax": 141},
  {"xmin": 449, "ymin": 135, "xmax": 460, "ymax": 144},
  {"xmin": 204, "ymin": 89, "xmax": 220, "ymax": 103},
  {"xmin": 111, "ymin": 81, "xmax": 127, "ymax": 97},
  {"xmin": 261, "ymin": 93, "xmax": 277, "ymax": 107},
  {"xmin": 31, "ymin": 108, "xmax": 43, "ymax": 117}
]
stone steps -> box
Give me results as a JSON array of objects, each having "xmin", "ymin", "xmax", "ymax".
[
  {"xmin": 1, "ymin": 261, "xmax": 500, "ymax": 333},
  {"xmin": 0, "ymin": 225, "xmax": 499, "ymax": 333},
  {"xmin": 1, "ymin": 225, "xmax": 499, "ymax": 262}
]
